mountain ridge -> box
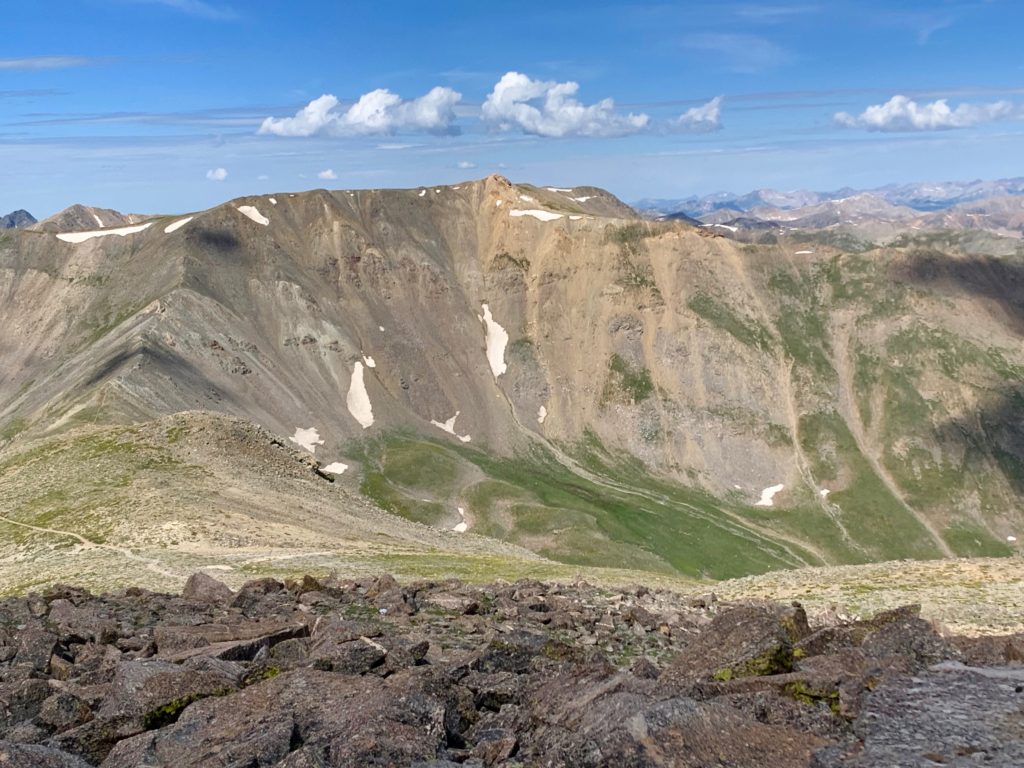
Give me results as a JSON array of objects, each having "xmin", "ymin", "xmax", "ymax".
[
  {"xmin": 1, "ymin": 175, "xmax": 1021, "ymax": 590},
  {"xmin": 636, "ymin": 176, "xmax": 1024, "ymax": 218}
]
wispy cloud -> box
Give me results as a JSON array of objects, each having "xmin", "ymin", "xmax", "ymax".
[
  {"xmin": 120, "ymin": 0, "xmax": 239, "ymax": 20},
  {"xmin": 671, "ymin": 96, "xmax": 723, "ymax": 133},
  {"xmin": 206, "ymin": 167, "xmax": 228, "ymax": 181},
  {"xmin": 482, "ymin": 71, "xmax": 648, "ymax": 137},
  {"xmin": 317, "ymin": 168, "xmax": 337, "ymax": 179},
  {"xmin": 0, "ymin": 56, "xmax": 100, "ymax": 71},
  {"xmin": 259, "ymin": 88, "xmax": 462, "ymax": 137},
  {"xmin": 733, "ymin": 4, "xmax": 820, "ymax": 23},
  {"xmin": 0, "ymin": 89, "xmax": 65, "ymax": 98},
  {"xmin": 835, "ymin": 95, "xmax": 1015, "ymax": 131},
  {"xmin": 457, "ymin": 160, "xmax": 476, "ymax": 169},
  {"xmin": 873, "ymin": 8, "xmax": 957, "ymax": 44},
  {"xmin": 681, "ymin": 33, "xmax": 792, "ymax": 74}
]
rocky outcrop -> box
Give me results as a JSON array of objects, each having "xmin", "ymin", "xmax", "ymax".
[
  {"xmin": 0, "ymin": 574, "xmax": 1019, "ymax": 766},
  {"xmin": 0, "ymin": 209, "xmax": 35, "ymax": 230}
]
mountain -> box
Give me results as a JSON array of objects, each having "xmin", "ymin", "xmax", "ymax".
[
  {"xmin": 637, "ymin": 176, "xmax": 1024, "ymax": 218},
  {"xmin": 31, "ymin": 203, "xmax": 147, "ymax": 233},
  {"xmin": 0, "ymin": 209, "xmax": 35, "ymax": 229},
  {"xmin": 1, "ymin": 175, "xmax": 1022, "ymax": 594}
]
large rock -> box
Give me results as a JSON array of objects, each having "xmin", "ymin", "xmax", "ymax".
[
  {"xmin": 180, "ymin": 572, "xmax": 235, "ymax": 605},
  {"xmin": 665, "ymin": 602, "xmax": 811, "ymax": 682},
  {"xmin": 515, "ymin": 668, "xmax": 826, "ymax": 767},
  {"xmin": 155, "ymin": 618, "xmax": 308, "ymax": 661},
  {"xmin": 0, "ymin": 741, "xmax": 91, "ymax": 767},
  {"xmin": 821, "ymin": 665, "xmax": 1024, "ymax": 766},
  {"xmin": 100, "ymin": 669, "xmax": 448, "ymax": 768}
]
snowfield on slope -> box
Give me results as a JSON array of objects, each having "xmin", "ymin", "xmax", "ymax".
[
  {"xmin": 290, "ymin": 427, "xmax": 324, "ymax": 454},
  {"xmin": 347, "ymin": 361, "xmax": 374, "ymax": 428},
  {"xmin": 510, "ymin": 209, "xmax": 563, "ymax": 222},
  {"xmin": 164, "ymin": 217, "xmax": 193, "ymax": 234},
  {"xmin": 754, "ymin": 484, "xmax": 785, "ymax": 507},
  {"xmin": 237, "ymin": 206, "xmax": 269, "ymax": 226},
  {"xmin": 56, "ymin": 223, "xmax": 153, "ymax": 243},
  {"xmin": 430, "ymin": 411, "xmax": 472, "ymax": 443},
  {"xmin": 478, "ymin": 303, "xmax": 508, "ymax": 378}
]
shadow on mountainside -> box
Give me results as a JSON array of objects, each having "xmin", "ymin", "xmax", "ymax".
[
  {"xmin": 902, "ymin": 250, "xmax": 1024, "ymax": 334},
  {"xmin": 900, "ymin": 250, "xmax": 1024, "ymax": 493},
  {"xmin": 189, "ymin": 228, "xmax": 243, "ymax": 259}
]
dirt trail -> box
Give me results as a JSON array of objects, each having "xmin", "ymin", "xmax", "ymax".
[
  {"xmin": 502, "ymin": 400, "xmax": 826, "ymax": 568},
  {"xmin": 830, "ymin": 316, "xmax": 954, "ymax": 557},
  {"xmin": 778, "ymin": 357, "xmax": 864, "ymax": 555},
  {"xmin": 0, "ymin": 514, "xmax": 179, "ymax": 578}
]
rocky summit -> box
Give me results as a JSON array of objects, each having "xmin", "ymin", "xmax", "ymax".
[{"xmin": 0, "ymin": 573, "xmax": 1020, "ymax": 767}]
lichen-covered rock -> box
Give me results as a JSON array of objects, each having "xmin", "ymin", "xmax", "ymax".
[
  {"xmin": 665, "ymin": 601, "xmax": 811, "ymax": 683},
  {"xmin": 0, "ymin": 578, "xmax": 1017, "ymax": 766}
]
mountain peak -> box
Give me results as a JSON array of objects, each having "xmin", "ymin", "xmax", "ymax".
[
  {"xmin": 0, "ymin": 209, "xmax": 36, "ymax": 230},
  {"xmin": 34, "ymin": 203, "xmax": 147, "ymax": 233}
]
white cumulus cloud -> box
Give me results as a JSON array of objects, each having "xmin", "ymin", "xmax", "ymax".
[
  {"xmin": 481, "ymin": 71, "xmax": 649, "ymax": 138},
  {"xmin": 835, "ymin": 95, "xmax": 1014, "ymax": 131},
  {"xmin": 206, "ymin": 167, "xmax": 228, "ymax": 181},
  {"xmin": 259, "ymin": 86, "xmax": 462, "ymax": 137},
  {"xmin": 457, "ymin": 160, "xmax": 476, "ymax": 169},
  {"xmin": 317, "ymin": 168, "xmax": 337, "ymax": 180},
  {"xmin": 672, "ymin": 96, "xmax": 723, "ymax": 133}
]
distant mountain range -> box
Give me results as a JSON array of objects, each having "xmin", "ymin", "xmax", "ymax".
[
  {"xmin": 0, "ymin": 209, "xmax": 35, "ymax": 229},
  {"xmin": 635, "ymin": 177, "xmax": 1024, "ymax": 218}
]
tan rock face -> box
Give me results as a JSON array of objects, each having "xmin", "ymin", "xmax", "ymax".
[{"xmin": 0, "ymin": 177, "xmax": 1022, "ymax": 578}]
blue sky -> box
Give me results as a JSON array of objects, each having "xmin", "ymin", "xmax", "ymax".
[{"xmin": 2, "ymin": 0, "xmax": 1022, "ymax": 216}]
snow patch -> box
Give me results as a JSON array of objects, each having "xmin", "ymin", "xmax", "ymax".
[
  {"xmin": 1008, "ymin": 535, "xmax": 1018, "ymax": 543},
  {"xmin": 434, "ymin": 189, "xmax": 441, "ymax": 194},
  {"xmin": 572, "ymin": 196, "xmax": 594, "ymax": 202},
  {"xmin": 164, "ymin": 216, "xmax": 193, "ymax": 234},
  {"xmin": 418, "ymin": 189, "xmax": 427, "ymax": 197},
  {"xmin": 269, "ymin": 197, "xmax": 277, "ymax": 205},
  {"xmin": 569, "ymin": 215, "xmax": 583, "ymax": 221},
  {"xmin": 546, "ymin": 187, "xmax": 573, "ymax": 193},
  {"xmin": 495, "ymin": 199, "xmax": 503, "ymax": 207},
  {"xmin": 430, "ymin": 411, "xmax": 472, "ymax": 443},
  {"xmin": 510, "ymin": 209, "xmax": 563, "ymax": 222},
  {"xmin": 820, "ymin": 488, "xmax": 830, "ymax": 498},
  {"xmin": 712, "ymin": 223, "xmax": 738, "ymax": 233},
  {"xmin": 56, "ymin": 222, "xmax": 153, "ymax": 243},
  {"xmin": 453, "ymin": 507, "xmax": 468, "ymax": 533},
  {"xmin": 519, "ymin": 194, "xmax": 536, "ymax": 202},
  {"xmin": 378, "ymin": 325, "xmax": 385, "ymax": 332},
  {"xmin": 362, "ymin": 355, "xmax": 376, "ymax": 368},
  {"xmin": 92, "ymin": 213, "xmax": 104, "ymax": 227},
  {"xmin": 237, "ymin": 206, "xmax": 269, "ymax": 226},
  {"xmin": 289, "ymin": 427, "xmax": 324, "ymax": 454},
  {"xmin": 754, "ymin": 484, "xmax": 785, "ymax": 507},
  {"xmin": 322, "ymin": 462, "xmax": 348, "ymax": 475},
  {"xmin": 795, "ymin": 250, "xmax": 815, "ymax": 255},
  {"xmin": 537, "ymin": 405, "xmax": 547, "ymax": 424},
  {"xmin": 478, "ymin": 303, "xmax": 508, "ymax": 378},
  {"xmin": 346, "ymin": 362, "xmax": 374, "ymax": 429}
]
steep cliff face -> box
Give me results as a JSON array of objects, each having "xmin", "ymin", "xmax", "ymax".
[{"xmin": 1, "ymin": 176, "xmax": 1021, "ymax": 580}]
